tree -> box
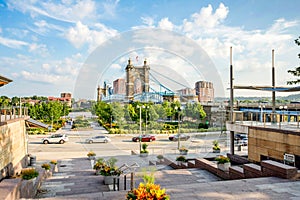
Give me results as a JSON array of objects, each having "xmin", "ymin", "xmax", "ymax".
[{"xmin": 287, "ymin": 36, "xmax": 300, "ymax": 85}]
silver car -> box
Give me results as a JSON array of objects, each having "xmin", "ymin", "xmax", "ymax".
[
  {"xmin": 85, "ymin": 135, "xmax": 111, "ymax": 144},
  {"xmin": 42, "ymin": 134, "xmax": 69, "ymax": 144}
]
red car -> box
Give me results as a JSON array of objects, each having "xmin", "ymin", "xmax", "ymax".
[{"xmin": 132, "ymin": 135, "xmax": 156, "ymax": 142}]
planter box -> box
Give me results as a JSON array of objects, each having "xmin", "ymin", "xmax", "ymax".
[
  {"xmin": 179, "ymin": 151, "xmax": 188, "ymax": 155},
  {"xmin": 103, "ymin": 176, "xmax": 118, "ymax": 185},
  {"xmin": 140, "ymin": 153, "xmax": 149, "ymax": 157},
  {"xmin": 88, "ymin": 156, "xmax": 96, "ymax": 160},
  {"xmin": 217, "ymin": 162, "xmax": 231, "ymax": 171},
  {"xmin": 213, "ymin": 149, "xmax": 220, "ymax": 153}
]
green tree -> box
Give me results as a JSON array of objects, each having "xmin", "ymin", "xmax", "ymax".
[
  {"xmin": 93, "ymin": 101, "xmax": 112, "ymax": 125},
  {"xmin": 0, "ymin": 96, "xmax": 10, "ymax": 107},
  {"xmin": 111, "ymin": 102, "xmax": 124, "ymax": 127},
  {"xmin": 287, "ymin": 36, "xmax": 300, "ymax": 85}
]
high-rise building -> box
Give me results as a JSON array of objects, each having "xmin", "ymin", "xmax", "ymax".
[
  {"xmin": 113, "ymin": 78, "xmax": 126, "ymax": 95},
  {"xmin": 195, "ymin": 81, "xmax": 214, "ymax": 103}
]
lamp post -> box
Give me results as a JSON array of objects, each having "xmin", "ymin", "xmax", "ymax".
[
  {"xmin": 175, "ymin": 106, "xmax": 182, "ymax": 150},
  {"xmin": 219, "ymin": 104, "xmax": 225, "ymax": 134},
  {"xmin": 145, "ymin": 105, "xmax": 149, "ymax": 134},
  {"xmin": 137, "ymin": 105, "xmax": 145, "ymax": 152}
]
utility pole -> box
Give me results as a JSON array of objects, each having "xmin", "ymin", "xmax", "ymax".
[
  {"xmin": 272, "ymin": 49, "xmax": 276, "ymax": 124},
  {"xmin": 229, "ymin": 47, "xmax": 235, "ymax": 155}
]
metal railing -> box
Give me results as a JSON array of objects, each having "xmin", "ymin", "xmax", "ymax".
[
  {"xmin": 232, "ymin": 111, "xmax": 300, "ymax": 131},
  {"xmin": 0, "ymin": 107, "xmax": 29, "ymax": 123}
]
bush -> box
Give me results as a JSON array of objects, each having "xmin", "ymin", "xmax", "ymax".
[
  {"xmin": 215, "ymin": 156, "xmax": 230, "ymax": 164},
  {"xmin": 126, "ymin": 173, "xmax": 169, "ymax": 200},
  {"xmin": 41, "ymin": 163, "xmax": 51, "ymax": 170},
  {"xmin": 87, "ymin": 151, "xmax": 96, "ymax": 157},
  {"xmin": 176, "ymin": 156, "xmax": 186, "ymax": 162},
  {"xmin": 50, "ymin": 160, "xmax": 57, "ymax": 165},
  {"xmin": 21, "ymin": 168, "xmax": 39, "ymax": 180},
  {"xmin": 141, "ymin": 143, "xmax": 149, "ymax": 153}
]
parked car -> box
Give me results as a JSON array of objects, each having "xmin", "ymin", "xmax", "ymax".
[
  {"xmin": 85, "ymin": 135, "xmax": 111, "ymax": 144},
  {"xmin": 240, "ymin": 138, "xmax": 248, "ymax": 146},
  {"xmin": 234, "ymin": 134, "xmax": 247, "ymax": 141},
  {"xmin": 132, "ymin": 135, "xmax": 156, "ymax": 142},
  {"xmin": 169, "ymin": 134, "xmax": 190, "ymax": 141},
  {"xmin": 42, "ymin": 134, "xmax": 69, "ymax": 144}
]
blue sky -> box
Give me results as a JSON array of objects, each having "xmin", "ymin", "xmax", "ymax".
[{"xmin": 0, "ymin": 0, "xmax": 299, "ymax": 99}]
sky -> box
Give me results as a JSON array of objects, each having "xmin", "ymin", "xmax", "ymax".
[{"xmin": 0, "ymin": 0, "xmax": 299, "ymax": 100}]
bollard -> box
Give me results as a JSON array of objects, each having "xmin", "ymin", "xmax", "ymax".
[
  {"xmin": 130, "ymin": 172, "xmax": 134, "ymax": 191},
  {"xmin": 124, "ymin": 175, "xmax": 127, "ymax": 190}
]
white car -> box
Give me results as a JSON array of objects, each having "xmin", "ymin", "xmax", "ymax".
[
  {"xmin": 42, "ymin": 134, "xmax": 69, "ymax": 144},
  {"xmin": 85, "ymin": 135, "xmax": 111, "ymax": 144}
]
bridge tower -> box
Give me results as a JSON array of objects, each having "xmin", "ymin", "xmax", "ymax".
[{"xmin": 125, "ymin": 58, "xmax": 150, "ymax": 101}]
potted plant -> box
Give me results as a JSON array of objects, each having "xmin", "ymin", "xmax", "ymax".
[
  {"xmin": 87, "ymin": 151, "xmax": 96, "ymax": 160},
  {"xmin": 93, "ymin": 157, "xmax": 122, "ymax": 184},
  {"xmin": 176, "ymin": 155, "xmax": 186, "ymax": 165},
  {"xmin": 215, "ymin": 155, "xmax": 231, "ymax": 171},
  {"xmin": 212, "ymin": 140, "xmax": 221, "ymax": 153},
  {"xmin": 179, "ymin": 146, "xmax": 188, "ymax": 155},
  {"xmin": 50, "ymin": 160, "xmax": 57, "ymax": 165},
  {"xmin": 41, "ymin": 163, "xmax": 51, "ymax": 171},
  {"xmin": 140, "ymin": 143, "xmax": 149, "ymax": 157},
  {"xmin": 126, "ymin": 173, "xmax": 170, "ymax": 200},
  {"xmin": 157, "ymin": 154, "xmax": 164, "ymax": 163},
  {"xmin": 50, "ymin": 160, "xmax": 58, "ymax": 172},
  {"xmin": 21, "ymin": 168, "xmax": 39, "ymax": 180}
]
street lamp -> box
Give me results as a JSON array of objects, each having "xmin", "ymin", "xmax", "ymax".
[
  {"xmin": 219, "ymin": 104, "xmax": 225, "ymax": 134},
  {"xmin": 174, "ymin": 106, "xmax": 182, "ymax": 150},
  {"xmin": 137, "ymin": 105, "xmax": 145, "ymax": 152},
  {"xmin": 144, "ymin": 105, "xmax": 149, "ymax": 134}
]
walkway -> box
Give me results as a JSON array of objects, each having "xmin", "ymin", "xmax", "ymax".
[{"xmin": 34, "ymin": 155, "xmax": 300, "ymax": 200}]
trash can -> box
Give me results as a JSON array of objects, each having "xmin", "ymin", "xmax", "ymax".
[{"xmin": 30, "ymin": 155, "xmax": 36, "ymax": 166}]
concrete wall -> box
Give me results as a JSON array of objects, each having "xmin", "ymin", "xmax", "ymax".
[
  {"xmin": 0, "ymin": 118, "xmax": 28, "ymax": 180},
  {"xmin": 248, "ymin": 126, "xmax": 300, "ymax": 166}
]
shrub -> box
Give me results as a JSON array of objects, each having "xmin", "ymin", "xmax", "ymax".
[
  {"xmin": 41, "ymin": 163, "xmax": 51, "ymax": 170},
  {"xmin": 157, "ymin": 155, "xmax": 164, "ymax": 160},
  {"xmin": 93, "ymin": 157, "xmax": 122, "ymax": 176},
  {"xmin": 212, "ymin": 140, "xmax": 220, "ymax": 150},
  {"xmin": 215, "ymin": 156, "xmax": 230, "ymax": 164},
  {"xmin": 21, "ymin": 168, "xmax": 39, "ymax": 180},
  {"xmin": 50, "ymin": 160, "xmax": 57, "ymax": 165},
  {"xmin": 141, "ymin": 143, "xmax": 149, "ymax": 153},
  {"xmin": 176, "ymin": 156, "xmax": 186, "ymax": 162},
  {"xmin": 87, "ymin": 151, "xmax": 96, "ymax": 157},
  {"xmin": 126, "ymin": 173, "xmax": 169, "ymax": 200}
]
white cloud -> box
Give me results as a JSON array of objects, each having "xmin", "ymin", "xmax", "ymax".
[
  {"xmin": 21, "ymin": 70, "xmax": 61, "ymax": 84},
  {"xmin": 8, "ymin": 0, "xmax": 97, "ymax": 23},
  {"xmin": 102, "ymin": 0, "xmax": 120, "ymax": 18},
  {"xmin": 141, "ymin": 16, "xmax": 155, "ymax": 27},
  {"xmin": 158, "ymin": 18, "xmax": 174, "ymax": 31},
  {"xmin": 65, "ymin": 21, "xmax": 118, "ymax": 51},
  {"xmin": 28, "ymin": 43, "xmax": 49, "ymax": 57},
  {"xmin": 111, "ymin": 63, "xmax": 122, "ymax": 69},
  {"xmin": 183, "ymin": 3, "xmax": 229, "ymax": 31},
  {"xmin": 0, "ymin": 36, "xmax": 28, "ymax": 48}
]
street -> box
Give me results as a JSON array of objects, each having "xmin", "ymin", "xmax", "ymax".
[{"xmin": 28, "ymin": 123, "xmax": 232, "ymax": 162}]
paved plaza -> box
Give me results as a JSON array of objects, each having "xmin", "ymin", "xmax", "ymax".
[{"xmin": 33, "ymin": 154, "xmax": 300, "ymax": 200}]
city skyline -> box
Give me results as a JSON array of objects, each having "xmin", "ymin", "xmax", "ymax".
[{"xmin": 1, "ymin": 0, "xmax": 300, "ymax": 99}]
